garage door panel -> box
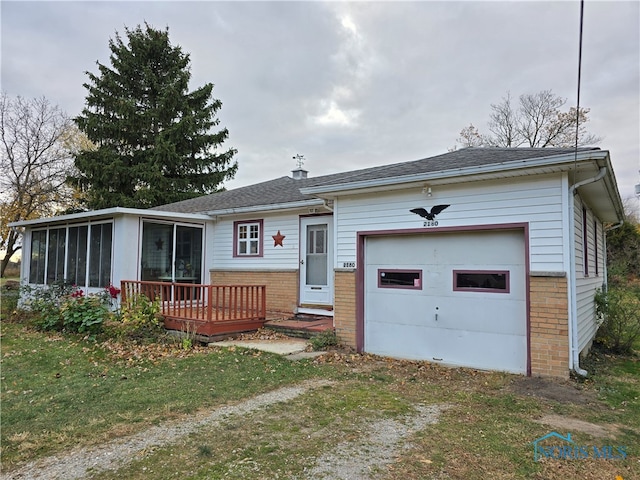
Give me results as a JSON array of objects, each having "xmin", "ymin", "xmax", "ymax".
[
  {"xmin": 436, "ymin": 299, "xmax": 526, "ymax": 336},
  {"xmin": 364, "ymin": 230, "xmax": 527, "ymax": 374},
  {"xmin": 365, "ymin": 321, "xmax": 526, "ymax": 373},
  {"xmin": 365, "ymin": 302, "xmax": 525, "ymax": 337},
  {"xmin": 366, "ymin": 296, "xmax": 428, "ymax": 326},
  {"xmin": 365, "ymin": 321, "xmax": 444, "ymax": 360},
  {"xmin": 432, "ymin": 329, "xmax": 527, "ymax": 373}
]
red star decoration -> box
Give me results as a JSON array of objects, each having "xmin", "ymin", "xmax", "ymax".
[{"xmin": 272, "ymin": 230, "xmax": 285, "ymax": 247}]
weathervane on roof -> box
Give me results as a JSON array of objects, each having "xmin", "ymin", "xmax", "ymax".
[{"xmin": 293, "ymin": 154, "xmax": 305, "ymax": 169}]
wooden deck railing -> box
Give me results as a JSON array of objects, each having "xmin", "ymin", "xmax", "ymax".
[{"xmin": 120, "ymin": 280, "xmax": 266, "ymax": 325}]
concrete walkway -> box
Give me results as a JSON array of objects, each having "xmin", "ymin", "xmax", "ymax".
[{"xmin": 210, "ymin": 338, "xmax": 325, "ymax": 360}]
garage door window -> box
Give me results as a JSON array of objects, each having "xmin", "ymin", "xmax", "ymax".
[
  {"xmin": 378, "ymin": 269, "xmax": 422, "ymax": 289},
  {"xmin": 453, "ymin": 270, "xmax": 510, "ymax": 293}
]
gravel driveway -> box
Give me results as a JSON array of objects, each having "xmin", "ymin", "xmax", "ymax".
[
  {"xmin": 5, "ymin": 379, "xmax": 447, "ymax": 480},
  {"xmin": 5, "ymin": 380, "xmax": 333, "ymax": 480}
]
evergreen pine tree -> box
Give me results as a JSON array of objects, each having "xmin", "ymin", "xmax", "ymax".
[{"xmin": 71, "ymin": 23, "xmax": 237, "ymax": 209}]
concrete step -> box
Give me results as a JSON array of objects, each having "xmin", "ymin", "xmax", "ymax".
[{"xmin": 264, "ymin": 315, "xmax": 334, "ymax": 339}]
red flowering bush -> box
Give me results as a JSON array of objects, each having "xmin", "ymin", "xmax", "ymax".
[
  {"xmin": 22, "ymin": 282, "xmax": 112, "ymax": 335},
  {"xmin": 71, "ymin": 288, "xmax": 84, "ymax": 298}
]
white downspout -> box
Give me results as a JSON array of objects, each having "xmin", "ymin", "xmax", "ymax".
[{"xmin": 568, "ymin": 166, "xmax": 607, "ymax": 377}]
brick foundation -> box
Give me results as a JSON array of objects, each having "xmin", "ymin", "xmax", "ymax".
[
  {"xmin": 529, "ymin": 275, "xmax": 570, "ymax": 379},
  {"xmin": 210, "ymin": 270, "xmax": 298, "ymax": 316},
  {"xmin": 334, "ymin": 270, "xmax": 357, "ymax": 347}
]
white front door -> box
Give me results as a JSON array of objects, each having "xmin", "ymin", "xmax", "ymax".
[{"xmin": 299, "ymin": 217, "xmax": 333, "ymax": 306}]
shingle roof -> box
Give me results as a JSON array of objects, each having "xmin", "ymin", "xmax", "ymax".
[{"xmin": 152, "ymin": 147, "xmax": 599, "ymax": 214}]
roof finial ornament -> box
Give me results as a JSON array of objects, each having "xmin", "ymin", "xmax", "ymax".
[{"xmin": 293, "ymin": 154, "xmax": 305, "ymax": 169}]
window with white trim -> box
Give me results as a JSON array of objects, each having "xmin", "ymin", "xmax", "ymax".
[{"xmin": 234, "ymin": 220, "xmax": 263, "ymax": 257}]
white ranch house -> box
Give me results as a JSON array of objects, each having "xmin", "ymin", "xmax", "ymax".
[{"xmin": 11, "ymin": 147, "xmax": 624, "ymax": 378}]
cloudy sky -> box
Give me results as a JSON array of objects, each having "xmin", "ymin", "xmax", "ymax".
[{"xmin": 2, "ymin": 0, "xmax": 639, "ymax": 210}]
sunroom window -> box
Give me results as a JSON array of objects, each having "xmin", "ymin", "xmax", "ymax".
[
  {"xmin": 27, "ymin": 222, "xmax": 113, "ymax": 288},
  {"xmin": 141, "ymin": 222, "xmax": 203, "ymax": 283}
]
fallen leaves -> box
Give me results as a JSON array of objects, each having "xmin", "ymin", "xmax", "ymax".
[
  {"xmin": 236, "ymin": 328, "xmax": 291, "ymax": 341},
  {"xmin": 99, "ymin": 338, "xmax": 210, "ymax": 366}
]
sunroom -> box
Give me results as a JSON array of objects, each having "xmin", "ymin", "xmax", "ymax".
[
  {"xmin": 10, "ymin": 208, "xmax": 267, "ymax": 334},
  {"xmin": 13, "ymin": 207, "xmax": 213, "ymax": 293},
  {"xmin": 11, "ymin": 208, "xmax": 266, "ymax": 335}
]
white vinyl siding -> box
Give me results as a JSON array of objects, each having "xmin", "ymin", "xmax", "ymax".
[
  {"xmin": 573, "ymin": 194, "xmax": 606, "ymax": 352},
  {"xmin": 336, "ymin": 174, "xmax": 565, "ymax": 272},
  {"xmin": 212, "ymin": 212, "xmax": 307, "ymax": 270}
]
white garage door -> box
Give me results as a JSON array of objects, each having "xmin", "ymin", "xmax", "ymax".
[{"xmin": 364, "ymin": 230, "xmax": 527, "ymax": 373}]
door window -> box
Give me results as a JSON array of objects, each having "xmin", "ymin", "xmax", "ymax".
[{"xmin": 306, "ymin": 224, "xmax": 327, "ymax": 285}]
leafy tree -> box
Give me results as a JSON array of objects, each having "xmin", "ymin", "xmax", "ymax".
[
  {"xmin": 70, "ymin": 23, "xmax": 237, "ymax": 210},
  {"xmin": 606, "ymin": 220, "xmax": 640, "ymax": 285},
  {"xmin": 0, "ymin": 93, "xmax": 81, "ymax": 277},
  {"xmin": 455, "ymin": 90, "xmax": 601, "ymax": 149}
]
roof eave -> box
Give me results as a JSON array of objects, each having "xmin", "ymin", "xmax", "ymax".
[
  {"xmin": 8, "ymin": 207, "xmax": 212, "ymax": 228},
  {"xmin": 300, "ymin": 150, "xmax": 610, "ymax": 196},
  {"xmin": 205, "ymin": 198, "xmax": 326, "ymax": 217},
  {"xmin": 575, "ymin": 153, "xmax": 625, "ymax": 223}
]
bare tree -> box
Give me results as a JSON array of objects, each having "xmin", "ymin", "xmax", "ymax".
[
  {"xmin": 0, "ymin": 93, "xmax": 81, "ymax": 277},
  {"xmin": 487, "ymin": 92, "xmax": 521, "ymax": 147},
  {"xmin": 456, "ymin": 90, "xmax": 601, "ymax": 149}
]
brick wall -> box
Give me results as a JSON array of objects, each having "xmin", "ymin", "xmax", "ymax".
[
  {"xmin": 210, "ymin": 270, "xmax": 298, "ymax": 316},
  {"xmin": 334, "ymin": 270, "xmax": 357, "ymax": 347},
  {"xmin": 529, "ymin": 275, "xmax": 570, "ymax": 378}
]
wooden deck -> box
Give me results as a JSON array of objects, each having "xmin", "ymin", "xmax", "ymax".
[{"xmin": 121, "ymin": 280, "xmax": 267, "ymax": 336}]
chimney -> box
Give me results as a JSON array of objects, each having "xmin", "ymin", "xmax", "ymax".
[{"xmin": 291, "ymin": 167, "xmax": 308, "ymax": 180}]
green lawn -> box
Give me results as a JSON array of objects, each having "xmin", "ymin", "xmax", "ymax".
[{"xmin": 1, "ymin": 320, "xmax": 638, "ymax": 479}]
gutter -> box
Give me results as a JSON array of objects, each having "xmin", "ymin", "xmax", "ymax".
[
  {"xmin": 605, "ymin": 220, "xmax": 624, "ymax": 232},
  {"xmin": 567, "ymin": 166, "xmax": 607, "ymax": 377}
]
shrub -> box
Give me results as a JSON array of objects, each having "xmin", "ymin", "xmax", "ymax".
[
  {"xmin": 0, "ymin": 284, "xmax": 20, "ymax": 320},
  {"xmin": 309, "ymin": 329, "xmax": 338, "ymax": 351},
  {"xmin": 20, "ymin": 282, "xmax": 111, "ymax": 335},
  {"xmin": 111, "ymin": 293, "xmax": 162, "ymax": 340},
  {"xmin": 60, "ymin": 295, "xmax": 110, "ymax": 335},
  {"xmin": 595, "ymin": 287, "xmax": 640, "ymax": 354},
  {"xmin": 606, "ymin": 221, "xmax": 640, "ymax": 285},
  {"xmin": 21, "ymin": 282, "xmax": 76, "ymax": 331}
]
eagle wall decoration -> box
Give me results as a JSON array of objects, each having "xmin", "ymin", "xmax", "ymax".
[{"xmin": 410, "ymin": 205, "xmax": 450, "ymax": 226}]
